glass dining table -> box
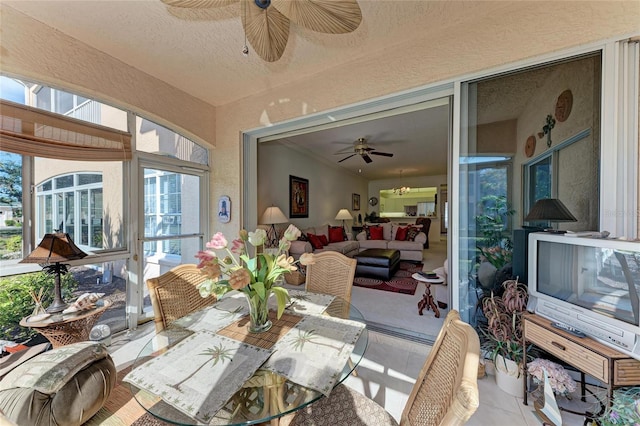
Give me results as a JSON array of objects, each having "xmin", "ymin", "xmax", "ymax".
[{"xmin": 126, "ymin": 290, "xmax": 368, "ymax": 425}]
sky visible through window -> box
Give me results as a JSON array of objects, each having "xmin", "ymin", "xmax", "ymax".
[{"xmin": 0, "ymin": 76, "xmax": 25, "ymax": 103}]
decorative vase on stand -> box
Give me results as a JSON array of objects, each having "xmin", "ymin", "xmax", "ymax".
[{"xmin": 245, "ymin": 291, "xmax": 272, "ymax": 333}]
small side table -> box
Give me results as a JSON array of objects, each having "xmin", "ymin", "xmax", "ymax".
[
  {"xmin": 20, "ymin": 301, "xmax": 111, "ymax": 348},
  {"xmin": 412, "ymin": 273, "xmax": 443, "ymax": 318}
]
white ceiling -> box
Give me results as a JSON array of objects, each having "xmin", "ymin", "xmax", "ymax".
[{"xmin": 4, "ymin": 1, "xmax": 550, "ymax": 181}]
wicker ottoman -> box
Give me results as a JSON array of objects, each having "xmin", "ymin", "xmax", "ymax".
[{"xmin": 354, "ymin": 248, "xmax": 401, "ymax": 280}]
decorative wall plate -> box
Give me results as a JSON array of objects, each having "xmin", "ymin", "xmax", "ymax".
[
  {"xmin": 555, "ymin": 89, "xmax": 573, "ymax": 122},
  {"xmin": 368, "ymin": 196, "xmax": 378, "ymax": 206},
  {"xmin": 525, "ymin": 135, "xmax": 536, "ymax": 157}
]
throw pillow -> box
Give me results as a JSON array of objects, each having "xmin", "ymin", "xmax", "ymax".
[
  {"xmin": 307, "ymin": 233, "xmax": 324, "ymax": 250},
  {"xmin": 405, "ymin": 226, "xmax": 421, "ymax": 241},
  {"xmin": 318, "ymin": 234, "xmax": 329, "ymax": 246},
  {"xmin": 395, "ymin": 226, "xmax": 408, "ymax": 241},
  {"xmin": 328, "ymin": 226, "xmax": 345, "ymax": 243},
  {"xmin": 364, "ymin": 225, "xmax": 379, "ymax": 240},
  {"xmin": 298, "ymin": 233, "xmax": 309, "ymax": 242},
  {"xmin": 369, "ymin": 226, "xmax": 384, "ymax": 240}
]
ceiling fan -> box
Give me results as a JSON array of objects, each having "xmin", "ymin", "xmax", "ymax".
[
  {"xmin": 161, "ymin": 0, "xmax": 362, "ymax": 62},
  {"xmin": 337, "ymin": 137, "xmax": 394, "ymax": 164}
]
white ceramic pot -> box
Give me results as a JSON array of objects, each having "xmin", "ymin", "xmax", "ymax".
[{"xmin": 494, "ymin": 355, "xmax": 525, "ymax": 398}]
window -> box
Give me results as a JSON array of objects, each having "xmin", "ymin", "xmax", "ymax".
[
  {"xmin": 144, "ymin": 170, "xmax": 183, "ymax": 255},
  {"xmin": 36, "ymin": 173, "xmax": 104, "ymax": 250}
]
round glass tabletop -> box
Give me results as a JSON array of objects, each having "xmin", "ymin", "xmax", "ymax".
[{"xmin": 128, "ymin": 293, "xmax": 368, "ymax": 425}]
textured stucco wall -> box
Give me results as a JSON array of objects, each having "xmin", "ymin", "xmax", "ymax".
[{"xmin": 2, "ymin": 2, "xmax": 638, "ymax": 237}]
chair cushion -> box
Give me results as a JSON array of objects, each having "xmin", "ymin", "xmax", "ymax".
[
  {"xmin": 282, "ymin": 384, "xmax": 398, "ymax": 426},
  {"xmin": 0, "ymin": 342, "xmax": 116, "ymax": 426}
]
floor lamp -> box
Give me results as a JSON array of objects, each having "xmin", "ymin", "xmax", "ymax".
[
  {"xmin": 261, "ymin": 206, "xmax": 288, "ymax": 248},
  {"xmin": 20, "ymin": 233, "xmax": 87, "ymax": 313},
  {"xmin": 335, "ymin": 209, "xmax": 353, "ymax": 236}
]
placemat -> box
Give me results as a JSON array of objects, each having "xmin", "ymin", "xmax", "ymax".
[{"xmin": 217, "ymin": 312, "xmax": 303, "ymax": 350}]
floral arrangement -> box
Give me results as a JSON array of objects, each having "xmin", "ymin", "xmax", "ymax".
[
  {"xmin": 527, "ymin": 358, "xmax": 577, "ymax": 397},
  {"xmin": 598, "ymin": 387, "xmax": 640, "ymax": 426},
  {"xmin": 195, "ymin": 224, "xmax": 310, "ymax": 320}
]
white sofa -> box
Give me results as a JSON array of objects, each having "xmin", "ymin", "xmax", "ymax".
[
  {"xmin": 355, "ymin": 222, "xmax": 426, "ymax": 262},
  {"xmin": 289, "ymin": 225, "xmax": 359, "ymax": 260}
]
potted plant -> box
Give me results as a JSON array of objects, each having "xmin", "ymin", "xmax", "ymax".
[
  {"xmin": 597, "ymin": 386, "xmax": 640, "ymax": 426},
  {"xmin": 480, "ymin": 278, "xmax": 530, "ymax": 397}
]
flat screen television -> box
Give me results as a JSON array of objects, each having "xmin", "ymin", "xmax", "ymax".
[{"xmin": 527, "ymin": 232, "xmax": 640, "ymax": 360}]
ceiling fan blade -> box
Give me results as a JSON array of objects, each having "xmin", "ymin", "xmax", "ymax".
[
  {"xmin": 161, "ymin": 0, "xmax": 236, "ymax": 8},
  {"xmin": 370, "ymin": 151, "xmax": 394, "ymax": 157},
  {"xmin": 362, "ymin": 154, "xmax": 372, "ymax": 163},
  {"xmin": 271, "ymin": 0, "xmax": 362, "ymax": 34},
  {"xmin": 242, "ymin": 0, "xmax": 290, "ymax": 62},
  {"xmin": 338, "ymin": 154, "xmax": 357, "ymax": 163}
]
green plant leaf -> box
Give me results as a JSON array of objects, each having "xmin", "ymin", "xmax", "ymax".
[{"xmin": 272, "ymin": 286, "xmax": 290, "ymax": 319}]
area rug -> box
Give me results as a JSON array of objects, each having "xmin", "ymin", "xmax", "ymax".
[{"xmin": 353, "ymin": 261, "xmax": 423, "ymax": 295}]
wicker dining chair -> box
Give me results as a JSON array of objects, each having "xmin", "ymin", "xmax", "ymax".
[
  {"xmin": 280, "ymin": 310, "xmax": 481, "ymax": 426},
  {"xmin": 146, "ymin": 264, "xmax": 217, "ymax": 332},
  {"xmin": 305, "ymin": 251, "xmax": 357, "ymax": 304}
]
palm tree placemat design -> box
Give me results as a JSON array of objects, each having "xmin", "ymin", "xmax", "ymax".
[
  {"xmin": 123, "ymin": 331, "xmax": 272, "ymax": 423},
  {"xmin": 260, "ymin": 314, "xmax": 366, "ymax": 396}
]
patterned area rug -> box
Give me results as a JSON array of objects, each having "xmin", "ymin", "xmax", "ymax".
[{"xmin": 353, "ymin": 261, "xmax": 423, "ymax": 295}]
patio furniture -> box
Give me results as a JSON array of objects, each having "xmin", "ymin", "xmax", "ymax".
[
  {"xmin": 146, "ymin": 264, "xmax": 217, "ymax": 332},
  {"xmin": 280, "ymin": 310, "xmax": 481, "ymax": 426},
  {"xmin": 126, "ymin": 291, "xmax": 367, "ymax": 425},
  {"xmin": 0, "ymin": 341, "xmax": 116, "ymax": 426},
  {"xmin": 305, "ymin": 251, "xmax": 357, "ymax": 307},
  {"xmin": 354, "ymin": 248, "xmax": 401, "ymax": 281},
  {"xmin": 19, "ymin": 300, "xmax": 111, "ymax": 348}
]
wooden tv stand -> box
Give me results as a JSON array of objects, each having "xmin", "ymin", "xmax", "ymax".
[{"xmin": 523, "ymin": 313, "xmax": 640, "ymax": 406}]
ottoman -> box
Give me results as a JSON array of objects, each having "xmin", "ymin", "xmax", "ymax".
[{"xmin": 354, "ymin": 248, "xmax": 401, "ymax": 280}]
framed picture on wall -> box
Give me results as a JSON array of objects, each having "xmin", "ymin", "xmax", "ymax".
[
  {"xmin": 218, "ymin": 195, "xmax": 231, "ymax": 223},
  {"xmin": 352, "ymin": 193, "xmax": 360, "ymax": 211},
  {"xmin": 289, "ymin": 175, "xmax": 309, "ymax": 218}
]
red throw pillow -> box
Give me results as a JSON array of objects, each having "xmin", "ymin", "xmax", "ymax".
[
  {"xmin": 406, "ymin": 226, "xmax": 421, "ymax": 241},
  {"xmin": 328, "ymin": 226, "xmax": 345, "ymax": 243},
  {"xmin": 318, "ymin": 234, "xmax": 329, "ymax": 246},
  {"xmin": 307, "ymin": 233, "xmax": 324, "ymax": 249},
  {"xmin": 395, "ymin": 226, "xmax": 408, "ymax": 241},
  {"xmin": 369, "ymin": 226, "xmax": 384, "ymax": 240}
]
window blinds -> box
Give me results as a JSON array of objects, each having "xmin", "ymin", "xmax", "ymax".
[{"xmin": 0, "ymin": 99, "xmax": 131, "ymax": 161}]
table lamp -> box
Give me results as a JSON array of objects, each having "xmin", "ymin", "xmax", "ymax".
[
  {"xmin": 261, "ymin": 206, "xmax": 288, "ymax": 248},
  {"xmin": 524, "ymin": 198, "xmax": 577, "ymax": 234},
  {"xmin": 335, "ymin": 209, "xmax": 353, "ymax": 234},
  {"xmin": 20, "ymin": 233, "xmax": 87, "ymax": 313}
]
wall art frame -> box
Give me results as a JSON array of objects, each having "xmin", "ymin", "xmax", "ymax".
[
  {"xmin": 352, "ymin": 193, "xmax": 360, "ymax": 211},
  {"xmin": 289, "ymin": 175, "xmax": 309, "ymax": 218}
]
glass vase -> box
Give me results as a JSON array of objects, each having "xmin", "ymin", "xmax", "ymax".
[{"xmin": 245, "ymin": 292, "xmax": 272, "ymax": 333}]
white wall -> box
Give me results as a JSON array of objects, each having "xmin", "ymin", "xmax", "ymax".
[{"xmin": 257, "ymin": 143, "xmax": 368, "ymax": 231}]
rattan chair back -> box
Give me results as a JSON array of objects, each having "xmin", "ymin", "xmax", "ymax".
[
  {"xmin": 400, "ymin": 310, "xmax": 480, "ymax": 426},
  {"xmin": 146, "ymin": 264, "xmax": 217, "ymax": 333},
  {"xmin": 304, "ymin": 251, "xmax": 357, "ymax": 306}
]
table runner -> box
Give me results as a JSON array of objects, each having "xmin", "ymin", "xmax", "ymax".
[{"xmin": 123, "ymin": 330, "xmax": 272, "ymax": 423}]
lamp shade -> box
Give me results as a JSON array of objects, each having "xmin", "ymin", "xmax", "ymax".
[
  {"xmin": 335, "ymin": 209, "xmax": 353, "ymax": 221},
  {"xmin": 261, "ymin": 206, "xmax": 288, "ymax": 225},
  {"xmin": 524, "ymin": 198, "xmax": 577, "ymax": 222},
  {"xmin": 20, "ymin": 233, "xmax": 87, "ymax": 264}
]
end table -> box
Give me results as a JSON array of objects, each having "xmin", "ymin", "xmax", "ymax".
[
  {"xmin": 20, "ymin": 301, "xmax": 111, "ymax": 348},
  {"xmin": 412, "ymin": 273, "xmax": 443, "ymax": 318}
]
